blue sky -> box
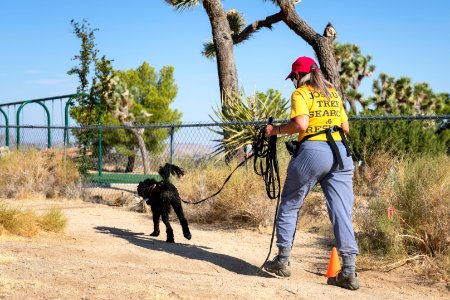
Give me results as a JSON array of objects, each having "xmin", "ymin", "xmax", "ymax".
[{"xmin": 1, "ymin": 0, "xmax": 449, "ymax": 125}]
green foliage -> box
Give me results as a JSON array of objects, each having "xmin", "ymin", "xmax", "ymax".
[
  {"xmin": 369, "ymin": 73, "xmax": 446, "ymax": 115},
  {"xmin": 435, "ymin": 93, "xmax": 450, "ymax": 137},
  {"xmin": 357, "ymin": 198, "xmax": 403, "ymax": 257},
  {"xmin": 333, "ymin": 42, "xmax": 375, "ymax": 112},
  {"xmin": 227, "ymin": 8, "xmax": 245, "ymax": 34},
  {"xmin": 67, "ymin": 19, "xmax": 98, "ymax": 101},
  {"xmin": 165, "ymin": 0, "xmax": 199, "ymax": 10},
  {"xmin": 202, "ymin": 40, "xmax": 216, "ymax": 59},
  {"xmin": 68, "ymin": 20, "xmax": 112, "ymax": 126},
  {"xmin": 67, "ymin": 19, "xmax": 114, "ymax": 175},
  {"xmin": 201, "ymin": 8, "xmax": 246, "ymax": 59},
  {"xmin": 101, "ymin": 62, "xmax": 182, "ymax": 157},
  {"xmin": 68, "ymin": 19, "xmax": 181, "ymax": 172},
  {"xmin": 210, "ymin": 89, "xmax": 289, "ymax": 159},
  {"xmin": 349, "ymin": 110, "xmax": 449, "ymax": 162},
  {"xmin": 364, "ymin": 74, "xmax": 450, "ymax": 153}
]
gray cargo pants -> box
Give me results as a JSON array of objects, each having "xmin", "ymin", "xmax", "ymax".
[{"xmin": 276, "ymin": 141, "xmax": 359, "ymax": 256}]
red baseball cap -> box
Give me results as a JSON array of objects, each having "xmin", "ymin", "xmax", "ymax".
[{"xmin": 285, "ymin": 56, "xmax": 318, "ymax": 80}]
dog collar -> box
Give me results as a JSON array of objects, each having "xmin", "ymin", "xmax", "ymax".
[{"xmin": 148, "ymin": 184, "xmax": 158, "ymax": 196}]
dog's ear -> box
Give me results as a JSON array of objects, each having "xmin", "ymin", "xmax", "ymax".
[
  {"xmin": 158, "ymin": 163, "xmax": 184, "ymax": 179},
  {"xmin": 169, "ymin": 165, "xmax": 184, "ymax": 178}
]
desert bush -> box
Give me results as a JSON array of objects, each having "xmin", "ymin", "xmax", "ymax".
[
  {"xmin": 349, "ymin": 111, "xmax": 449, "ymax": 162},
  {"xmin": 353, "ymin": 151, "xmax": 396, "ymax": 197},
  {"xmin": 38, "ymin": 209, "xmax": 68, "ymax": 232},
  {"xmin": 178, "ymin": 160, "xmax": 274, "ymax": 226},
  {"xmin": 0, "ymin": 202, "xmax": 67, "ymax": 236},
  {"xmin": 177, "ymin": 148, "xmax": 292, "ymax": 227},
  {"xmin": 355, "ymin": 154, "xmax": 449, "ymax": 276},
  {"xmin": 0, "ymin": 149, "xmax": 81, "ymax": 199}
]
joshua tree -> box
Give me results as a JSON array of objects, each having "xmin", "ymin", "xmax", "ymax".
[
  {"xmin": 334, "ymin": 42, "xmax": 375, "ymax": 112},
  {"xmin": 165, "ymin": 0, "xmax": 345, "ymax": 112},
  {"xmin": 103, "ymin": 77, "xmax": 152, "ymax": 174}
]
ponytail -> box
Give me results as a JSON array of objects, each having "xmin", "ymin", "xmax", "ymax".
[{"xmin": 297, "ymin": 64, "xmax": 334, "ymax": 101}]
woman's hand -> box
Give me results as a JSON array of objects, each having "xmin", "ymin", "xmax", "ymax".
[{"xmin": 265, "ymin": 124, "xmax": 276, "ymax": 137}]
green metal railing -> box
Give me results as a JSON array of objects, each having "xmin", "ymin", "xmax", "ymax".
[
  {"xmin": 0, "ymin": 107, "xmax": 9, "ymax": 146},
  {"xmin": 0, "ymin": 94, "xmax": 76, "ymax": 149},
  {"xmin": 16, "ymin": 100, "xmax": 51, "ymax": 148}
]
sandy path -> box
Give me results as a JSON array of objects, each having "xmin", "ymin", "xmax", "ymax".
[{"xmin": 0, "ymin": 199, "xmax": 448, "ymax": 299}]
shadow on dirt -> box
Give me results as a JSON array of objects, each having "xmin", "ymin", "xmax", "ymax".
[{"xmin": 95, "ymin": 226, "xmax": 274, "ymax": 278}]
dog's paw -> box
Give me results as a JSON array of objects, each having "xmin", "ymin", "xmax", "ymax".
[
  {"xmin": 184, "ymin": 232, "xmax": 192, "ymax": 240},
  {"xmin": 166, "ymin": 238, "xmax": 175, "ymax": 243},
  {"xmin": 150, "ymin": 231, "xmax": 160, "ymax": 237}
]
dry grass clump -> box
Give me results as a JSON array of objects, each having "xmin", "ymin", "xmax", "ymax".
[
  {"xmin": 354, "ymin": 153, "xmax": 449, "ymax": 280},
  {"xmin": 176, "ymin": 150, "xmax": 332, "ymax": 229},
  {"xmin": 0, "ymin": 202, "xmax": 67, "ymax": 237},
  {"xmin": 353, "ymin": 151, "xmax": 396, "ymax": 197},
  {"xmin": 0, "ymin": 149, "xmax": 81, "ymax": 199},
  {"xmin": 177, "ymin": 159, "xmax": 279, "ymax": 227}
]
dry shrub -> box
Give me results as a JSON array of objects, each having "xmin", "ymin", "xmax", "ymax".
[
  {"xmin": 38, "ymin": 209, "xmax": 67, "ymax": 232},
  {"xmin": 177, "ymin": 159, "xmax": 279, "ymax": 227},
  {"xmin": 0, "ymin": 149, "xmax": 81, "ymax": 199},
  {"xmin": 353, "ymin": 151, "xmax": 397, "ymax": 197},
  {"xmin": 355, "ymin": 154, "xmax": 450, "ymax": 280},
  {"xmin": 0, "ymin": 201, "xmax": 67, "ymax": 236},
  {"xmin": 0, "ymin": 204, "xmax": 39, "ymax": 236},
  {"xmin": 393, "ymin": 155, "xmax": 449, "ymax": 257}
]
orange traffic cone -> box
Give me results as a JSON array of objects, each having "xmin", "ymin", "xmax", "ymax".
[{"xmin": 325, "ymin": 247, "xmax": 341, "ymax": 278}]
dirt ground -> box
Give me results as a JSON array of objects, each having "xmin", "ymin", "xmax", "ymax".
[{"xmin": 0, "ymin": 198, "xmax": 448, "ymax": 300}]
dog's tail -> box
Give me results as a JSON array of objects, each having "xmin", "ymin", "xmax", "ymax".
[{"xmin": 159, "ymin": 163, "xmax": 184, "ymax": 181}]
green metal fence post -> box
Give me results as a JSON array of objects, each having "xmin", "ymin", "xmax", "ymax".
[
  {"xmin": 16, "ymin": 100, "xmax": 52, "ymax": 149},
  {"xmin": 64, "ymin": 98, "xmax": 74, "ymax": 162},
  {"xmin": 64, "ymin": 98, "xmax": 74, "ymax": 147},
  {"xmin": 96, "ymin": 97, "xmax": 103, "ymax": 177},
  {"xmin": 98, "ymin": 122, "xmax": 103, "ymax": 177},
  {"xmin": 170, "ymin": 126, "xmax": 175, "ymax": 164},
  {"xmin": 0, "ymin": 108, "xmax": 9, "ymax": 147}
]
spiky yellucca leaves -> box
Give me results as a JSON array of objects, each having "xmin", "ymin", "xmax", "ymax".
[
  {"xmin": 210, "ymin": 89, "xmax": 289, "ymax": 159},
  {"xmin": 165, "ymin": 0, "xmax": 200, "ymax": 10}
]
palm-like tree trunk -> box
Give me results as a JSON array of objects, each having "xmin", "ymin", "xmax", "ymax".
[
  {"xmin": 202, "ymin": 0, "xmax": 239, "ymax": 117},
  {"xmin": 130, "ymin": 127, "xmax": 151, "ymax": 175}
]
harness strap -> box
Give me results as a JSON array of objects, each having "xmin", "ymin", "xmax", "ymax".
[
  {"xmin": 293, "ymin": 125, "xmax": 351, "ymax": 170},
  {"xmin": 325, "ymin": 129, "xmax": 344, "ymax": 170}
]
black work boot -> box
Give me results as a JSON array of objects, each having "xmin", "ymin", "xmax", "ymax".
[
  {"xmin": 327, "ymin": 254, "xmax": 360, "ymax": 290},
  {"xmin": 263, "ymin": 247, "xmax": 291, "ymax": 277},
  {"xmin": 263, "ymin": 255, "xmax": 291, "ymax": 277},
  {"xmin": 327, "ymin": 272, "xmax": 360, "ymax": 290}
]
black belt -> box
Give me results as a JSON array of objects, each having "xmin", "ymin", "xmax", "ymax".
[{"xmin": 285, "ymin": 126, "xmax": 352, "ymax": 170}]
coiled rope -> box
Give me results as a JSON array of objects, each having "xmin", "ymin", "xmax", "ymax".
[{"xmin": 252, "ymin": 118, "xmax": 282, "ymax": 272}]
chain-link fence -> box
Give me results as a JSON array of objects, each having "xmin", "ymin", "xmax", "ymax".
[{"xmin": 0, "ymin": 115, "xmax": 449, "ymax": 203}]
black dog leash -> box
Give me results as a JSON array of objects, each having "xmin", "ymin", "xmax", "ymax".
[
  {"xmin": 181, "ymin": 118, "xmax": 282, "ymax": 205},
  {"xmin": 180, "ymin": 157, "xmax": 251, "ymax": 205},
  {"xmin": 253, "ymin": 117, "xmax": 282, "ymax": 273},
  {"xmin": 253, "ymin": 117, "xmax": 281, "ymax": 200}
]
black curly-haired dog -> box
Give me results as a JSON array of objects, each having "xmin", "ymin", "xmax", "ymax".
[{"xmin": 137, "ymin": 163, "xmax": 191, "ymax": 243}]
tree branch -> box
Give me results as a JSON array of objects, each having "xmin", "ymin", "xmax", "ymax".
[
  {"xmin": 276, "ymin": 0, "xmax": 318, "ymax": 44},
  {"xmin": 232, "ymin": 11, "xmax": 284, "ymax": 44}
]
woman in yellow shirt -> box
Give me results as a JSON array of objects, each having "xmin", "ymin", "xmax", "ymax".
[{"xmin": 264, "ymin": 56, "xmax": 359, "ymax": 290}]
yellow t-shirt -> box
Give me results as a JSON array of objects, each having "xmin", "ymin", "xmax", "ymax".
[{"xmin": 290, "ymin": 85, "xmax": 348, "ymax": 142}]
